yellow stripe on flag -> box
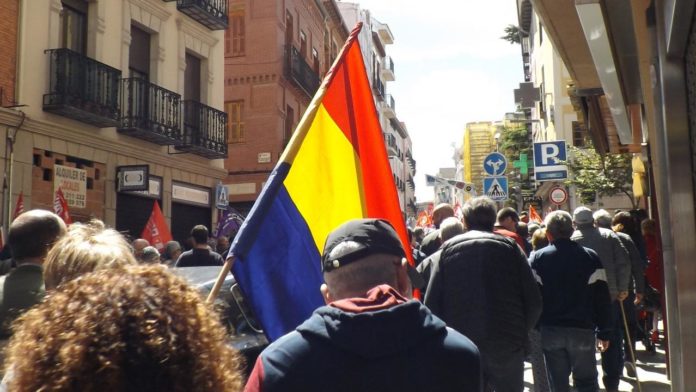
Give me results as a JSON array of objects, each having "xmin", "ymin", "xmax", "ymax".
[{"xmin": 284, "ymin": 104, "xmax": 365, "ymax": 253}]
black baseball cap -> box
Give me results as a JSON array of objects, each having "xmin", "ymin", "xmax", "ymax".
[{"xmin": 321, "ymin": 219, "xmax": 406, "ymax": 272}]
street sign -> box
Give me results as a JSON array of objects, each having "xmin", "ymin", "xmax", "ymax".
[
  {"xmin": 483, "ymin": 176, "xmax": 508, "ymax": 201},
  {"xmin": 215, "ymin": 183, "xmax": 229, "ymax": 210},
  {"xmin": 483, "ymin": 152, "xmax": 507, "ymax": 176},
  {"xmin": 533, "ymin": 141, "xmax": 568, "ymax": 181},
  {"xmin": 549, "ymin": 186, "xmax": 568, "ymax": 205}
]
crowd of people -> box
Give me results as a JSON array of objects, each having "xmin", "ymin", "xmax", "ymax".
[
  {"xmin": 0, "ymin": 197, "xmax": 665, "ymax": 391},
  {"xmin": 405, "ymin": 199, "xmax": 664, "ymax": 392}
]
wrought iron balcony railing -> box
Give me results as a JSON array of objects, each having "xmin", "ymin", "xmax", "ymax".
[
  {"xmin": 372, "ymin": 77, "xmax": 385, "ymax": 99},
  {"xmin": 176, "ymin": 100, "xmax": 228, "ymax": 159},
  {"xmin": 163, "ymin": 0, "xmax": 228, "ymax": 30},
  {"xmin": 285, "ymin": 46, "xmax": 321, "ymax": 98},
  {"xmin": 43, "ymin": 48, "xmax": 120, "ymax": 127},
  {"xmin": 118, "ymin": 78, "xmax": 183, "ymax": 145}
]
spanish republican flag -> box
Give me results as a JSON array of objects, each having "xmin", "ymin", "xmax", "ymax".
[{"xmin": 229, "ymin": 23, "xmax": 410, "ymax": 341}]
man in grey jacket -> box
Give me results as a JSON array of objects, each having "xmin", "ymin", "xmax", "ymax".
[
  {"xmin": 425, "ymin": 197, "xmax": 542, "ymax": 392},
  {"xmin": 571, "ymin": 206, "xmax": 631, "ymax": 392}
]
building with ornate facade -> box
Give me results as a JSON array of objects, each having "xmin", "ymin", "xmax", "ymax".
[{"xmin": 0, "ymin": 0, "xmax": 229, "ymax": 244}]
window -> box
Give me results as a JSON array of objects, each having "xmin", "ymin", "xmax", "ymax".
[
  {"xmin": 61, "ymin": 0, "xmax": 88, "ymax": 54},
  {"xmin": 228, "ymin": 9, "xmax": 245, "ymax": 57},
  {"xmin": 285, "ymin": 11, "xmax": 293, "ymax": 46},
  {"xmin": 300, "ymin": 31, "xmax": 307, "ymax": 58},
  {"xmin": 226, "ymin": 101, "xmax": 244, "ymax": 143},
  {"xmin": 312, "ymin": 48, "xmax": 319, "ymax": 73},
  {"xmin": 284, "ymin": 105, "xmax": 294, "ymax": 147},
  {"xmin": 184, "ymin": 53, "xmax": 201, "ymax": 101},
  {"xmin": 572, "ymin": 121, "xmax": 585, "ymax": 147},
  {"xmin": 129, "ymin": 25, "xmax": 151, "ymax": 79}
]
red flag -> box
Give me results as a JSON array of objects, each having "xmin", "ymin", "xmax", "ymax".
[
  {"xmin": 454, "ymin": 200, "xmax": 463, "ymax": 221},
  {"xmin": 12, "ymin": 192, "xmax": 24, "ymax": 221},
  {"xmin": 141, "ymin": 201, "xmax": 172, "ymax": 252},
  {"xmin": 53, "ymin": 188, "xmax": 72, "ymax": 225},
  {"xmin": 529, "ymin": 205, "xmax": 542, "ymax": 224}
]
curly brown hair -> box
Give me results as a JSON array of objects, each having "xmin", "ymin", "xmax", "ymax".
[{"xmin": 6, "ymin": 265, "xmax": 244, "ymax": 392}]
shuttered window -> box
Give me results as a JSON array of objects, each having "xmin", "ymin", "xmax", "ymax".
[{"xmin": 226, "ymin": 101, "xmax": 244, "ymax": 143}]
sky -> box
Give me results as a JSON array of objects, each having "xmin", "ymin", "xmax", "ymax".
[{"xmin": 346, "ymin": 0, "xmax": 523, "ymax": 201}]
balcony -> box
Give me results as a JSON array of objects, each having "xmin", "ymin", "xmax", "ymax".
[
  {"xmin": 43, "ymin": 48, "xmax": 120, "ymax": 127},
  {"xmin": 384, "ymin": 132, "xmax": 398, "ymax": 156},
  {"xmin": 381, "ymin": 56, "xmax": 395, "ymax": 81},
  {"xmin": 372, "ymin": 77, "xmax": 385, "ymax": 100},
  {"xmin": 176, "ymin": 101, "xmax": 228, "ymax": 159},
  {"xmin": 164, "ymin": 0, "xmax": 228, "ymax": 30},
  {"xmin": 373, "ymin": 20, "xmax": 394, "ymax": 45},
  {"xmin": 118, "ymin": 78, "xmax": 183, "ymax": 145},
  {"xmin": 407, "ymin": 175, "xmax": 415, "ymax": 190},
  {"xmin": 383, "ymin": 94, "xmax": 396, "ymax": 119},
  {"xmin": 285, "ymin": 46, "xmax": 321, "ymax": 98}
]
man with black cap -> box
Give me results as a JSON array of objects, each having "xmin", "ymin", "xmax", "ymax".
[{"xmin": 244, "ymin": 218, "xmax": 481, "ymax": 392}]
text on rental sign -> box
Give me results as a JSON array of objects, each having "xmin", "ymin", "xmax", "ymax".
[{"xmin": 54, "ymin": 164, "xmax": 87, "ymax": 209}]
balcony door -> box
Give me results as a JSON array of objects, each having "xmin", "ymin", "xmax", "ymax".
[
  {"xmin": 61, "ymin": 0, "xmax": 87, "ymax": 54},
  {"xmin": 128, "ymin": 26, "xmax": 151, "ymax": 128},
  {"xmin": 59, "ymin": 0, "xmax": 88, "ymax": 102},
  {"xmin": 184, "ymin": 53, "xmax": 202, "ymax": 145}
]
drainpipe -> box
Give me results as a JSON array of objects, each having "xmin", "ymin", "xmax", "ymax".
[{"xmin": 2, "ymin": 111, "xmax": 25, "ymax": 233}]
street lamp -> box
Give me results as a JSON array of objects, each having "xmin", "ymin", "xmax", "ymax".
[{"xmin": 494, "ymin": 132, "xmax": 501, "ymax": 152}]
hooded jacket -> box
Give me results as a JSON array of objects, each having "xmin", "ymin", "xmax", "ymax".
[{"xmin": 244, "ymin": 285, "xmax": 481, "ymax": 392}]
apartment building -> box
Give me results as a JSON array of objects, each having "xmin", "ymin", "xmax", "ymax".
[
  {"xmin": 223, "ymin": 0, "xmax": 348, "ymax": 213},
  {"xmin": 338, "ymin": 2, "xmax": 417, "ymax": 218},
  {"xmin": 516, "ymin": 0, "xmax": 633, "ymax": 211},
  {"xmin": 0, "ymin": 0, "xmax": 228, "ymax": 244}
]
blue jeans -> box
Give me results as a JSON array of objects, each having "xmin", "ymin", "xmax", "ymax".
[
  {"xmin": 541, "ymin": 326, "xmax": 599, "ymax": 392},
  {"xmin": 601, "ymin": 302, "xmax": 623, "ymax": 389}
]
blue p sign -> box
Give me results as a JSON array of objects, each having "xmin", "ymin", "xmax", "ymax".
[
  {"xmin": 534, "ymin": 141, "xmax": 567, "ymax": 167},
  {"xmin": 533, "ymin": 141, "xmax": 568, "ymax": 181}
]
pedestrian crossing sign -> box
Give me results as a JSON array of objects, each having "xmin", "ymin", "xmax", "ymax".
[{"xmin": 483, "ymin": 176, "xmax": 508, "ymax": 201}]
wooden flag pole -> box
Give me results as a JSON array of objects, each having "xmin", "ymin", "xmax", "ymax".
[{"xmin": 207, "ymin": 256, "xmax": 235, "ymax": 303}]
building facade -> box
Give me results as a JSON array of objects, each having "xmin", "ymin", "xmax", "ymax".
[
  {"xmin": 463, "ymin": 121, "xmax": 496, "ymax": 195},
  {"xmin": 0, "ymin": 0, "xmax": 229, "ymax": 245},
  {"xmin": 517, "ymin": 3, "xmax": 634, "ymax": 212},
  {"xmin": 223, "ymin": 0, "xmax": 348, "ymax": 213},
  {"xmin": 338, "ymin": 2, "xmax": 416, "ymax": 218},
  {"xmin": 523, "ymin": 0, "xmax": 696, "ymax": 385}
]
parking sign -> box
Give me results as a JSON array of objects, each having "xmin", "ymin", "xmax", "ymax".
[{"xmin": 533, "ymin": 141, "xmax": 568, "ymax": 181}]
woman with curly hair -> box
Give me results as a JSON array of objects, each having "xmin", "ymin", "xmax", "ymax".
[
  {"xmin": 5, "ymin": 264, "xmax": 244, "ymax": 392},
  {"xmin": 43, "ymin": 220, "xmax": 138, "ymax": 290}
]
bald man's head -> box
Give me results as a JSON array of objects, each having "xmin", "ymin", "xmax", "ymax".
[
  {"xmin": 9, "ymin": 210, "xmax": 67, "ymax": 264},
  {"xmin": 432, "ymin": 203, "xmax": 455, "ymax": 228}
]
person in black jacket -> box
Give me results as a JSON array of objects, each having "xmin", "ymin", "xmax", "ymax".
[
  {"xmin": 530, "ymin": 210, "xmax": 612, "ymax": 392},
  {"xmin": 245, "ymin": 218, "xmax": 482, "ymax": 392},
  {"xmin": 424, "ymin": 196, "xmax": 542, "ymax": 392}
]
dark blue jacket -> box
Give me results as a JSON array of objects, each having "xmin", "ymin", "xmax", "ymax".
[
  {"xmin": 529, "ymin": 239, "xmax": 612, "ymax": 339},
  {"xmin": 245, "ymin": 287, "xmax": 481, "ymax": 392}
]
